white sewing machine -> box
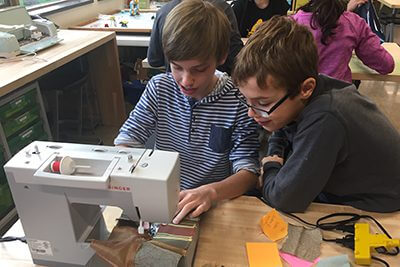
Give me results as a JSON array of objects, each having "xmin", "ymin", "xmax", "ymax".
[
  {"xmin": 4, "ymin": 141, "xmax": 180, "ymax": 266},
  {"xmin": 0, "ymin": 6, "xmax": 62, "ymax": 58}
]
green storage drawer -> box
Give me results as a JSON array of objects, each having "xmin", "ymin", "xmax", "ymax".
[
  {"xmin": 0, "ymin": 90, "xmax": 37, "ymax": 122},
  {"xmin": 0, "ymin": 183, "xmax": 13, "ymax": 216},
  {"xmin": 8, "ymin": 121, "xmax": 47, "ymax": 155},
  {"xmin": 3, "ymin": 106, "xmax": 40, "ymax": 138},
  {"xmin": 0, "ymin": 166, "xmax": 6, "ymax": 185}
]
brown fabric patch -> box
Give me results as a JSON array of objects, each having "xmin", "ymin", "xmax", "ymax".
[{"xmin": 90, "ymin": 226, "xmax": 150, "ymax": 267}]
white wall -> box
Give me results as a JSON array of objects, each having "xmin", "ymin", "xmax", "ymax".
[{"xmin": 47, "ymin": 0, "xmax": 125, "ymax": 28}]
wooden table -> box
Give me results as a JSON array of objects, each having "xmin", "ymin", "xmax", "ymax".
[
  {"xmin": 350, "ymin": 42, "xmax": 400, "ymax": 82},
  {"xmin": 69, "ymin": 9, "xmax": 155, "ymax": 47},
  {"xmin": 194, "ymin": 196, "xmax": 400, "ymax": 266},
  {"xmin": 241, "ymin": 39, "xmax": 400, "ymax": 82},
  {"xmin": 0, "ymin": 30, "xmax": 126, "ymax": 126},
  {"xmin": 375, "ymin": 0, "xmax": 400, "ymax": 41},
  {"xmin": 143, "ymin": 42, "xmax": 400, "ymax": 83},
  {"xmin": 377, "ymin": 0, "xmax": 400, "ymax": 9},
  {"xmin": 1, "ymin": 197, "xmax": 398, "ymax": 266},
  {"xmin": 70, "ymin": 10, "xmax": 156, "ymax": 34}
]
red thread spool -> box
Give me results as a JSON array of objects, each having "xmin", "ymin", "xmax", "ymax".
[{"xmin": 51, "ymin": 160, "xmax": 61, "ymax": 173}]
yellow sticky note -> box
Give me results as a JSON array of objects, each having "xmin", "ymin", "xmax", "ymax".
[
  {"xmin": 260, "ymin": 209, "xmax": 288, "ymax": 241},
  {"xmin": 246, "ymin": 242, "xmax": 282, "ymax": 267}
]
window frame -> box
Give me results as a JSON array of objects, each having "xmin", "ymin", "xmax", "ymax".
[
  {"xmin": 24, "ymin": 0, "xmax": 94, "ymax": 16},
  {"xmin": 0, "ymin": 0, "xmax": 11, "ymax": 9}
]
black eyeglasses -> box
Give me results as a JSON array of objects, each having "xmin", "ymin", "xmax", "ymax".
[{"xmin": 235, "ymin": 91, "xmax": 290, "ymax": 118}]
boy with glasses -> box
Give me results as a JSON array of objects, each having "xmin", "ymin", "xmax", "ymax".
[
  {"xmin": 115, "ymin": 0, "xmax": 260, "ymax": 223},
  {"xmin": 233, "ymin": 16, "xmax": 400, "ymax": 213}
]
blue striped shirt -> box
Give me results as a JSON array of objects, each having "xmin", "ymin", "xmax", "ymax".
[{"xmin": 115, "ymin": 72, "xmax": 260, "ymax": 190}]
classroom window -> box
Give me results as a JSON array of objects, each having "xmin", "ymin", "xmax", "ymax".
[
  {"xmin": 19, "ymin": 0, "xmax": 65, "ymax": 8},
  {"xmin": 20, "ymin": 0, "xmax": 93, "ymax": 16},
  {"xmin": 0, "ymin": 0, "xmax": 10, "ymax": 8}
]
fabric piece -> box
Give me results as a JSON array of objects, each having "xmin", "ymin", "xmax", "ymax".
[
  {"xmin": 280, "ymin": 252, "xmax": 319, "ymax": 267},
  {"xmin": 157, "ymin": 224, "xmax": 196, "ymax": 237},
  {"xmin": 151, "ymin": 238, "xmax": 191, "ymax": 251},
  {"xmin": 316, "ymin": 255, "xmax": 350, "ymax": 267},
  {"xmin": 246, "ymin": 242, "xmax": 282, "ymax": 267},
  {"xmin": 134, "ymin": 242, "xmax": 182, "ymax": 267},
  {"xmin": 281, "ymin": 224, "xmax": 322, "ymax": 262},
  {"xmin": 152, "ymin": 218, "xmax": 198, "ymax": 252},
  {"xmin": 90, "ymin": 226, "xmax": 150, "ymax": 267},
  {"xmin": 149, "ymin": 240, "xmax": 188, "ymax": 256},
  {"xmin": 260, "ymin": 209, "xmax": 288, "ymax": 241}
]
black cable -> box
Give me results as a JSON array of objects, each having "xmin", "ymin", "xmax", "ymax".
[
  {"xmin": 259, "ymin": 197, "xmax": 317, "ymax": 227},
  {"xmin": 315, "ymin": 213, "xmax": 399, "ymax": 256},
  {"xmin": 272, "ymin": 206, "xmax": 399, "ymax": 257},
  {"xmin": 258, "ymin": 200, "xmax": 399, "ymax": 261},
  {"xmin": 371, "ymin": 255, "xmax": 390, "ymax": 267},
  {"xmin": 279, "ymin": 210, "xmax": 317, "ymax": 228},
  {"xmin": 316, "ymin": 213, "xmax": 361, "ymax": 231},
  {"xmin": 0, "ymin": 236, "xmax": 26, "ymax": 243},
  {"xmin": 322, "ymin": 234, "xmax": 355, "ymax": 249}
]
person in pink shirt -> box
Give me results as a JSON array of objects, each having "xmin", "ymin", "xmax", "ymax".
[{"xmin": 292, "ymin": 0, "xmax": 394, "ymax": 83}]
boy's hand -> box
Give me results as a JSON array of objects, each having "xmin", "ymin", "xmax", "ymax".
[
  {"xmin": 261, "ymin": 155, "xmax": 284, "ymax": 166},
  {"xmin": 172, "ymin": 185, "xmax": 217, "ymax": 224},
  {"xmin": 257, "ymin": 155, "xmax": 284, "ymax": 188},
  {"xmin": 347, "ymin": 0, "xmax": 368, "ymax": 11}
]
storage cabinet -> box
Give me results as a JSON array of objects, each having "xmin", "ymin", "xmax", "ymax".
[
  {"xmin": 0, "ymin": 82, "xmax": 52, "ymax": 234},
  {"xmin": 0, "ymin": 145, "xmax": 10, "ymax": 222}
]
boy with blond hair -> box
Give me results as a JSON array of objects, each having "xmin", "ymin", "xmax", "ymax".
[
  {"xmin": 233, "ymin": 16, "xmax": 400, "ymax": 213},
  {"xmin": 115, "ymin": 0, "xmax": 260, "ymax": 223}
]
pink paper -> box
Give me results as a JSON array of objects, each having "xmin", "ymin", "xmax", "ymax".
[{"xmin": 280, "ymin": 252, "xmax": 319, "ymax": 267}]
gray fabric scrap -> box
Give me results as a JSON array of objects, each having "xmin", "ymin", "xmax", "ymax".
[
  {"xmin": 134, "ymin": 242, "xmax": 182, "ymax": 267},
  {"xmin": 281, "ymin": 224, "xmax": 322, "ymax": 262}
]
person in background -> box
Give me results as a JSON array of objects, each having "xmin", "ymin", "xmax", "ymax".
[
  {"xmin": 347, "ymin": 0, "xmax": 368, "ymax": 12},
  {"xmin": 232, "ymin": 0, "xmax": 290, "ymax": 37},
  {"xmin": 147, "ymin": 0, "xmax": 243, "ymax": 75},
  {"xmin": 116, "ymin": 0, "xmax": 260, "ymax": 224},
  {"xmin": 292, "ymin": 0, "xmax": 394, "ymax": 83},
  {"xmin": 232, "ymin": 16, "xmax": 400, "ymax": 213}
]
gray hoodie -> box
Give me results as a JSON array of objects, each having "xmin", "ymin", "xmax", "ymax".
[{"xmin": 263, "ymin": 75, "xmax": 400, "ymax": 213}]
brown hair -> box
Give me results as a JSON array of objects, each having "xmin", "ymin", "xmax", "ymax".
[
  {"xmin": 232, "ymin": 16, "xmax": 318, "ymax": 97},
  {"xmin": 300, "ymin": 0, "xmax": 347, "ymax": 45},
  {"xmin": 162, "ymin": 0, "xmax": 230, "ymax": 63}
]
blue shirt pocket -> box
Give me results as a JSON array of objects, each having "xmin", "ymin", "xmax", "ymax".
[{"xmin": 208, "ymin": 124, "xmax": 233, "ymax": 153}]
